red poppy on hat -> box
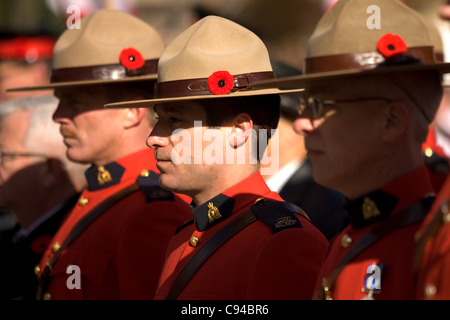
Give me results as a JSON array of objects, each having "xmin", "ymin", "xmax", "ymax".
[
  {"xmin": 377, "ymin": 33, "xmax": 407, "ymax": 59},
  {"xmin": 119, "ymin": 47, "xmax": 145, "ymax": 70},
  {"xmin": 208, "ymin": 71, "xmax": 235, "ymax": 95},
  {"xmin": 30, "ymin": 235, "xmax": 52, "ymax": 255}
]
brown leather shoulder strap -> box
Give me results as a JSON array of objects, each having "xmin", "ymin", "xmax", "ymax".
[
  {"xmin": 314, "ymin": 199, "xmax": 431, "ymax": 300},
  {"xmin": 37, "ymin": 183, "xmax": 140, "ymax": 300},
  {"xmin": 413, "ymin": 199, "xmax": 450, "ymax": 274},
  {"xmin": 165, "ymin": 200, "xmax": 307, "ymax": 300},
  {"xmin": 165, "ymin": 208, "xmax": 258, "ymax": 300}
]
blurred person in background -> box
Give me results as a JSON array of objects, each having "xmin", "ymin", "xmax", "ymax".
[
  {"xmin": 0, "ymin": 96, "xmax": 88, "ymax": 300},
  {"xmin": 414, "ymin": 0, "xmax": 450, "ymax": 300},
  {"xmin": 262, "ymin": 61, "xmax": 347, "ymax": 241},
  {"xmin": 0, "ymin": 0, "xmax": 65, "ymax": 234}
]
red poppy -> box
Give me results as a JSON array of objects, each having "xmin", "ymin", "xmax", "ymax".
[
  {"xmin": 207, "ymin": 71, "xmax": 235, "ymax": 95},
  {"xmin": 30, "ymin": 235, "xmax": 52, "ymax": 255},
  {"xmin": 119, "ymin": 47, "xmax": 145, "ymax": 70},
  {"xmin": 377, "ymin": 33, "xmax": 407, "ymax": 58}
]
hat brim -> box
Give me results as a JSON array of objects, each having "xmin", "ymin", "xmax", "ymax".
[
  {"xmin": 104, "ymin": 88, "xmax": 304, "ymax": 109},
  {"xmin": 6, "ymin": 73, "xmax": 158, "ymax": 92},
  {"xmin": 251, "ymin": 63, "xmax": 450, "ymax": 90}
]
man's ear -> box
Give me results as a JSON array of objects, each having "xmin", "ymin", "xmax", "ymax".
[
  {"xmin": 227, "ymin": 113, "xmax": 253, "ymax": 147},
  {"xmin": 382, "ymin": 100, "xmax": 409, "ymax": 142},
  {"xmin": 43, "ymin": 158, "xmax": 65, "ymax": 188},
  {"xmin": 123, "ymin": 108, "xmax": 148, "ymax": 129}
]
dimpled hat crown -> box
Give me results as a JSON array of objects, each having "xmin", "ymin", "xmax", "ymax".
[
  {"xmin": 7, "ymin": 9, "xmax": 164, "ymax": 91},
  {"xmin": 106, "ymin": 15, "xmax": 302, "ymax": 109},
  {"xmin": 252, "ymin": 0, "xmax": 450, "ymax": 88}
]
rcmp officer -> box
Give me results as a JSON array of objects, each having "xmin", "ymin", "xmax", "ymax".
[
  {"xmin": 7, "ymin": 10, "xmax": 192, "ymax": 300},
  {"xmin": 107, "ymin": 16, "xmax": 329, "ymax": 300},
  {"xmin": 414, "ymin": 0, "xmax": 450, "ymax": 300},
  {"xmin": 0, "ymin": 96, "xmax": 87, "ymax": 300},
  {"xmin": 421, "ymin": 17, "xmax": 450, "ymax": 194},
  {"xmin": 414, "ymin": 174, "xmax": 450, "ymax": 300},
  {"xmin": 253, "ymin": 0, "xmax": 450, "ymax": 300}
]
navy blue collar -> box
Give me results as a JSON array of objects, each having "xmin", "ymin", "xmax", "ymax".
[
  {"xmin": 344, "ymin": 190, "xmax": 398, "ymax": 228},
  {"xmin": 85, "ymin": 162, "xmax": 125, "ymax": 191},
  {"xmin": 190, "ymin": 194, "xmax": 235, "ymax": 231}
]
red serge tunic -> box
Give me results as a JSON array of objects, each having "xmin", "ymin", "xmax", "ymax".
[
  {"xmin": 154, "ymin": 172, "xmax": 329, "ymax": 300},
  {"xmin": 313, "ymin": 166, "xmax": 434, "ymax": 300},
  {"xmin": 36, "ymin": 148, "xmax": 192, "ymax": 300},
  {"xmin": 415, "ymin": 172, "xmax": 450, "ymax": 300},
  {"xmin": 422, "ymin": 127, "xmax": 450, "ymax": 194}
]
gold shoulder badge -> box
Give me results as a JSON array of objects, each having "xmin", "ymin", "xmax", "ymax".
[
  {"xmin": 362, "ymin": 197, "xmax": 381, "ymax": 220},
  {"xmin": 275, "ymin": 217, "xmax": 297, "ymax": 229},
  {"xmin": 207, "ymin": 202, "xmax": 222, "ymax": 223},
  {"xmin": 97, "ymin": 166, "xmax": 112, "ymax": 185}
]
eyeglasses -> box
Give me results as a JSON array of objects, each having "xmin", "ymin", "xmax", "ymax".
[
  {"xmin": 298, "ymin": 96, "xmax": 393, "ymax": 120},
  {"xmin": 0, "ymin": 150, "xmax": 47, "ymax": 166}
]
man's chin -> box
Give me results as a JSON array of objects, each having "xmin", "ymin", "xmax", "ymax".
[
  {"xmin": 158, "ymin": 174, "xmax": 191, "ymax": 196},
  {"xmin": 66, "ymin": 150, "xmax": 93, "ymax": 165}
]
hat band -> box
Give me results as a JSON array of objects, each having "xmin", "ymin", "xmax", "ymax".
[
  {"xmin": 0, "ymin": 36, "xmax": 55, "ymax": 62},
  {"xmin": 305, "ymin": 46, "xmax": 435, "ymax": 74},
  {"xmin": 155, "ymin": 71, "xmax": 276, "ymax": 99},
  {"xmin": 50, "ymin": 59, "xmax": 158, "ymax": 83}
]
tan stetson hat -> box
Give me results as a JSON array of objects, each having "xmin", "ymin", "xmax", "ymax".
[
  {"xmin": 251, "ymin": 0, "xmax": 450, "ymax": 90},
  {"xmin": 105, "ymin": 15, "xmax": 303, "ymax": 109},
  {"xmin": 6, "ymin": 9, "xmax": 164, "ymax": 92}
]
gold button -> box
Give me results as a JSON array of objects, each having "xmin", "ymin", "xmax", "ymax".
[
  {"xmin": 425, "ymin": 284, "xmax": 437, "ymax": 298},
  {"xmin": 78, "ymin": 197, "xmax": 88, "ymax": 207},
  {"xmin": 52, "ymin": 242, "xmax": 61, "ymax": 254},
  {"xmin": 414, "ymin": 231, "xmax": 422, "ymax": 243},
  {"xmin": 140, "ymin": 170, "xmax": 150, "ymax": 177},
  {"xmin": 341, "ymin": 234, "xmax": 352, "ymax": 248},
  {"xmin": 43, "ymin": 293, "xmax": 52, "ymax": 300},
  {"xmin": 189, "ymin": 236, "xmax": 199, "ymax": 247},
  {"xmin": 425, "ymin": 148, "xmax": 433, "ymax": 157},
  {"xmin": 443, "ymin": 213, "xmax": 450, "ymax": 224},
  {"xmin": 254, "ymin": 197, "xmax": 264, "ymax": 205},
  {"xmin": 34, "ymin": 265, "xmax": 41, "ymax": 276}
]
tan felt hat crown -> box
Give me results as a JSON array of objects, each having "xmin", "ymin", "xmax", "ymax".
[
  {"xmin": 6, "ymin": 9, "xmax": 164, "ymax": 91},
  {"xmin": 252, "ymin": 0, "xmax": 450, "ymax": 89},
  {"xmin": 106, "ymin": 15, "xmax": 303, "ymax": 109}
]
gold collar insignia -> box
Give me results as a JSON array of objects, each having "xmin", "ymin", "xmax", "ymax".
[
  {"xmin": 362, "ymin": 197, "xmax": 381, "ymax": 220},
  {"xmin": 97, "ymin": 166, "xmax": 112, "ymax": 185},
  {"xmin": 207, "ymin": 202, "xmax": 222, "ymax": 223}
]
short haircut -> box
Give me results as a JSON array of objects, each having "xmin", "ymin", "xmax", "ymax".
[
  {"xmin": 200, "ymin": 94, "xmax": 280, "ymax": 130},
  {"xmin": 199, "ymin": 94, "xmax": 281, "ymax": 160},
  {"xmin": 385, "ymin": 71, "xmax": 443, "ymax": 143},
  {"xmin": 104, "ymin": 81, "xmax": 158, "ymax": 126}
]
